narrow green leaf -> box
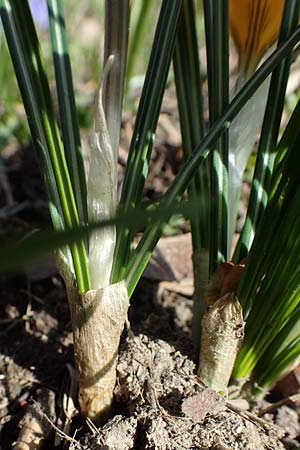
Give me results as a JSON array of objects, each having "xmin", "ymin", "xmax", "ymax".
[
  {"xmin": 253, "ymin": 338, "xmax": 300, "ymax": 396},
  {"xmin": 252, "ymin": 308, "xmax": 300, "ymax": 394},
  {"xmin": 173, "ymin": 0, "xmax": 207, "ymax": 249},
  {"xmin": 234, "ymin": 0, "xmax": 300, "ymax": 262},
  {"xmin": 0, "ymin": 0, "xmax": 91, "ymax": 292},
  {"xmin": 204, "ymin": 0, "xmax": 229, "ymax": 273},
  {"xmin": 125, "ymin": 24, "xmax": 300, "ymax": 297},
  {"xmin": 0, "ymin": 201, "xmax": 198, "ymax": 275},
  {"xmin": 111, "ymin": 0, "xmax": 184, "ymax": 283},
  {"xmin": 237, "ymin": 119, "xmax": 300, "ymax": 317},
  {"xmin": 1, "ymin": 0, "xmax": 64, "ymax": 234},
  {"xmin": 233, "ymin": 122, "xmax": 300, "ymax": 378},
  {"xmin": 47, "ymin": 0, "xmax": 88, "ymax": 228},
  {"xmin": 103, "ymin": 0, "xmax": 130, "ymax": 159},
  {"xmin": 173, "ymin": 0, "xmax": 209, "ymax": 345},
  {"xmin": 273, "ymin": 98, "xmax": 300, "ymax": 181}
]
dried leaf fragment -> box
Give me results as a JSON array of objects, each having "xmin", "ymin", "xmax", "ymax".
[
  {"xmin": 205, "ymin": 260, "xmax": 246, "ymax": 306},
  {"xmin": 182, "ymin": 388, "xmax": 226, "ymax": 422}
]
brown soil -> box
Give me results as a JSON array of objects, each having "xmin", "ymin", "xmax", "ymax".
[{"xmin": 1, "ymin": 274, "xmax": 300, "ymax": 449}]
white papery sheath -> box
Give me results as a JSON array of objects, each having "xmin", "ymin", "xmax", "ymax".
[
  {"xmin": 228, "ymin": 75, "xmax": 271, "ymax": 252},
  {"xmin": 87, "ymin": 57, "xmax": 117, "ymax": 289}
]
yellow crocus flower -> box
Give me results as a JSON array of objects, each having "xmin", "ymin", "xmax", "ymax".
[{"xmin": 230, "ymin": 0, "xmax": 285, "ymax": 78}]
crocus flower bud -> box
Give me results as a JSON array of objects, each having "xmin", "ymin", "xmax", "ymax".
[{"xmin": 230, "ymin": 0, "xmax": 285, "ymax": 78}]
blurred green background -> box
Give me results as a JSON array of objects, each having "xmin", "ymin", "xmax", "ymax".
[
  {"xmin": 0, "ymin": 0, "xmax": 159, "ymax": 150},
  {"xmin": 0, "ymin": 0, "xmax": 210, "ymax": 151},
  {"xmin": 1, "ymin": 0, "xmax": 298, "ymax": 166}
]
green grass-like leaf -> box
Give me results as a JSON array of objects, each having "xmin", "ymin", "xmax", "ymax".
[
  {"xmin": 174, "ymin": 0, "xmax": 207, "ymax": 251},
  {"xmin": 111, "ymin": 0, "xmax": 184, "ymax": 283},
  {"xmin": 0, "ymin": 201, "xmax": 197, "ymax": 276},
  {"xmin": 234, "ymin": 0, "xmax": 300, "ymax": 262},
  {"xmin": 103, "ymin": 0, "xmax": 130, "ymax": 159},
  {"xmin": 0, "ymin": 0, "xmax": 91, "ymax": 292},
  {"xmin": 233, "ymin": 101, "xmax": 300, "ymax": 380},
  {"xmin": 47, "ymin": 0, "xmax": 88, "ymax": 229},
  {"xmin": 204, "ymin": 0, "xmax": 229, "ymax": 273},
  {"xmin": 173, "ymin": 0, "xmax": 209, "ymax": 345},
  {"xmin": 124, "ymin": 26, "xmax": 300, "ymax": 296},
  {"xmin": 252, "ymin": 308, "xmax": 300, "ymax": 394}
]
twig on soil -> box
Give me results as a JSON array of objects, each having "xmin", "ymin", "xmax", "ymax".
[
  {"xmin": 0, "ymin": 201, "xmax": 29, "ymax": 218},
  {"xmin": 226, "ymin": 401, "xmax": 285, "ymax": 435},
  {"xmin": 1, "ymin": 308, "xmax": 33, "ymax": 332},
  {"xmin": 1, "ymin": 288, "xmax": 34, "ymax": 333},
  {"xmin": 258, "ymin": 393, "xmax": 300, "ymax": 416},
  {"xmin": 86, "ymin": 417, "xmax": 100, "ymax": 436},
  {"xmin": 20, "ymin": 288, "xmax": 47, "ymax": 306},
  {"xmin": 33, "ymin": 400, "xmax": 81, "ymax": 446}
]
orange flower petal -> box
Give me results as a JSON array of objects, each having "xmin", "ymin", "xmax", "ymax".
[{"xmin": 230, "ymin": 0, "xmax": 285, "ymax": 76}]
